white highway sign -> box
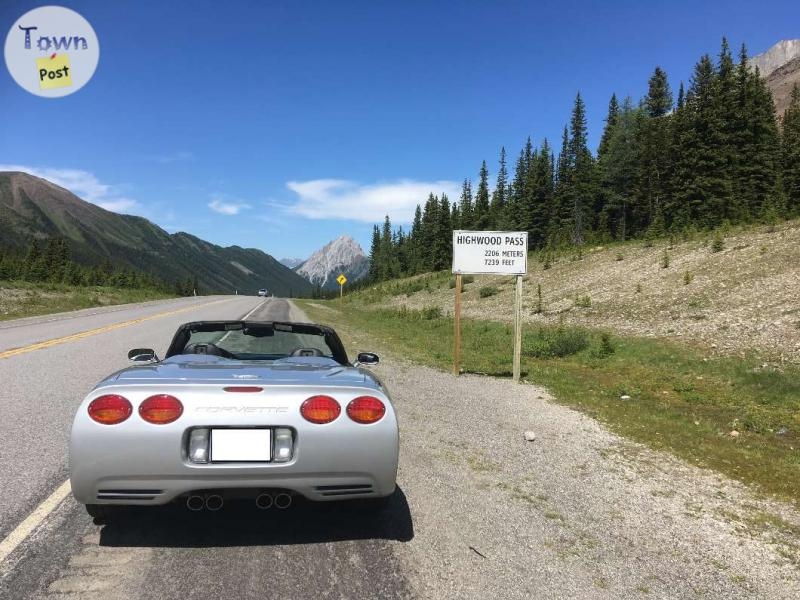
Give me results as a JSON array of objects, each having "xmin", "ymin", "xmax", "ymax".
[{"xmin": 452, "ymin": 230, "xmax": 528, "ymax": 275}]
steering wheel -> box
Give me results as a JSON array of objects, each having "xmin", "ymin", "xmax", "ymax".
[
  {"xmin": 183, "ymin": 342, "xmax": 235, "ymax": 358},
  {"xmin": 289, "ymin": 347, "xmax": 324, "ymax": 357}
]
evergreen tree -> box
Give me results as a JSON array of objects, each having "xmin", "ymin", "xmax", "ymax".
[
  {"xmin": 644, "ymin": 67, "xmax": 673, "ymax": 117},
  {"xmin": 552, "ymin": 125, "xmax": 572, "ymax": 244},
  {"xmin": 601, "ymin": 97, "xmax": 641, "ymax": 239},
  {"xmin": 566, "ymin": 93, "xmax": 597, "ymax": 244},
  {"xmin": 528, "ymin": 140, "xmax": 555, "ymax": 248},
  {"xmin": 432, "ymin": 195, "xmax": 452, "ymax": 270},
  {"xmin": 638, "ymin": 66, "xmax": 673, "ymax": 233},
  {"xmin": 380, "ymin": 215, "xmax": 394, "ymax": 279},
  {"xmin": 473, "ymin": 161, "xmax": 491, "ymax": 229},
  {"xmin": 490, "ymin": 147, "xmax": 508, "ymax": 228},
  {"xmin": 732, "ymin": 44, "xmax": 780, "ymax": 219},
  {"xmin": 597, "ymin": 94, "xmax": 620, "ymax": 160},
  {"xmin": 782, "ymin": 84, "xmax": 800, "ymax": 214},
  {"xmin": 674, "ymin": 54, "xmax": 730, "ymax": 228},
  {"xmin": 459, "ymin": 179, "xmax": 474, "ymax": 229},
  {"xmin": 368, "ymin": 224, "xmax": 381, "ymax": 280}
]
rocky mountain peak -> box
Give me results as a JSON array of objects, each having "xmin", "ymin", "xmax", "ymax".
[
  {"xmin": 750, "ymin": 39, "xmax": 800, "ymax": 77},
  {"xmin": 296, "ymin": 235, "xmax": 369, "ymax": 289}
]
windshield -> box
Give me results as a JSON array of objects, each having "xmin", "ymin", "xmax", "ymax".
[{"xmin": 179, "ymin": 322, "xmax": 336, "ymax": 361}]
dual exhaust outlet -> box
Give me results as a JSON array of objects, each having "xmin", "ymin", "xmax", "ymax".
[{"xmin": 185, "ymin": 492, "xmax": 292, "ymax": 511}]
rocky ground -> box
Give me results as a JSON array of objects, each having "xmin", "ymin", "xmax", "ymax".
[{"xmin": 387, "ymin": 219, "xmax": 800, "ymax": 364}]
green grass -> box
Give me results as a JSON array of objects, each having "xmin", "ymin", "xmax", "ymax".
[
  {"xmin": 298, "ymin": 298, "xmax": 800, "ymax": 504},
  {"xmin": 0, "ymin": 280, "xmax": 174, "ymax": 321}
]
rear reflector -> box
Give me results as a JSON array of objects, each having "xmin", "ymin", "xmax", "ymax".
[
  {"xmin": 300, "ymin": 395, "xmax": 341, "ymax": 424},
  {"xmin": 139, "ymin": 394, "xmax": 183, "ymax": 424},
  {"xmin": 223, "ymin": 386, "xmax": 263, "ymax": 393},
  {"xmin": 88, "ymin": 394, "xmax": 132, "ymax": 425},
  {"xmin": 346, "ymin": 396, "xmax": 386, "ymax": 424}
]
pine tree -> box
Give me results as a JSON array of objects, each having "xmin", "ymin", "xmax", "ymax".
[
  {"xmin": 459, "ymin": 179, "xmax": 474, "ymax": 229},
  {"xmin": 368, "ymin": 224, "xmax": 381, "ymax": 281},
  {"xmin": 732, "ymin": 44, "xmax": 780, "ymax": 219},
  {"xmin": 675, "ymin": 54, "xmax": 730, "ymax": 228},
  {"xmin": 380, "ymin": 215, "xmax": 394, "ymax": 279},
  {"xmin": 473, "ymin": 161, "xmax": 491, "ymax": 229},
  {"xmin": 528, "ymin": 140, "xmax": 555, "ymax": 248},
  {"xmin": 597, "ymin": 94, "xmax": 620, "ymax": 160},
  {"xmin": 566, "ymin": 93, "xmax": 596, "ymax": 244},
  {"xmin": 552, "ymin": 125, "xmax": 572, "ymax": 244},
  {"xmin": 432, "ymin": 195, "xmax": 452, "ymax": 270},
  {"xmin": 644, "ymin": 67, "xmax": 673, "ymax": 117},
  {"xmin": 490, "ymin": 147, "xmax": 508, "ymax": 228},
  {"xmin": 601, "ymin": 97, "xmax": 641, "ymax": 240},
  {"xmin": 782, "ymin": 84, "xmax": 800, "ymax": 214},
  {"xmin": 638, "ymin": 66, "xmax": 674, "ymax": 234}
]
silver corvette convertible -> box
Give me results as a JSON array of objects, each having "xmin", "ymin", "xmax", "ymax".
[{"xmin": 69, "ymin": 320, "xmax": 398, "ymax": 521}]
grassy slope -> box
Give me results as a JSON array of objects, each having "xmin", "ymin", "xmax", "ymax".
[
  {"xmin": 296, "ymin": 223, "xmax": 800, "ymax": 505},
  {"xmin": 0, "ymin": 280, "xmax": 174, "ymax": 321}
]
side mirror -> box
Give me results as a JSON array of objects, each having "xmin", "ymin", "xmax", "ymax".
[
  {"xmin": 128, "ymin": 348, "xmax": 158, "ymax": 362},
  {"xmin": 355, "ymin": 352, "xmax": 379, "ymax": 366}
]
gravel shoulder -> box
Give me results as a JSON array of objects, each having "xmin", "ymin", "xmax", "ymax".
[{"xmin": 374, "ymin": 358, "xmax": 799, "ymax": 599}]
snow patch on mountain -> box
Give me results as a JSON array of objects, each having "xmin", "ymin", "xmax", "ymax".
[
  {"xmin": 297, "ymin": 235, "xmax": 370, "ymax": 290},
  {"xmin": 280, "ymin": 257, "xmax": 305, "ymax": 269}
]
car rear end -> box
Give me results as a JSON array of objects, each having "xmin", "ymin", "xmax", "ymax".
[{"xmin": 69, "ymin": 382, "xmax": 399, "ymax": 510}]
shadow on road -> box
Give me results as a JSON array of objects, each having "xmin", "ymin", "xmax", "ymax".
[{"xmin": 98, "ymin": 487, "xmax": 414, "ymax": 548}]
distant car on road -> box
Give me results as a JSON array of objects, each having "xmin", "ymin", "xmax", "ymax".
[
  {"xmin": 257, "ymin": 288, "xmax": 268, "ymax": 297},
  {"xmin": 69, "ymin": 320, "xmax": 396, "ymax": 522}
]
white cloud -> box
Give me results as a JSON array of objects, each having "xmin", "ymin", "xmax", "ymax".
[
  {"xmin": 208, "ymin": 196, "xmax": 251, "ymax": 215},
  {"xmin": 0, "ymin": 163, "xmax": 143, "ymax": 214},
  {"xmin": 285, "ymin": 178, "xmax": 461, "ymax": 223}
]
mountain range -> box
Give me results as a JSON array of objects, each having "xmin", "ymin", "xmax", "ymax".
[
  {"xmin": 296, "ymin": 235, "xmax": 370, "ymax": 291},
  {"xmin": 0, "ymin": 172, "xmax": 313, "ymax": 297},
  {"xmin": 751, "ymin": 39, "xmax": 800, "ymax": 117}
]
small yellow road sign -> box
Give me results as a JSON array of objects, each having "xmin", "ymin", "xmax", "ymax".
[{"xmin": 337, "ymin": 274, "xmax": 347, "ymax": 286}]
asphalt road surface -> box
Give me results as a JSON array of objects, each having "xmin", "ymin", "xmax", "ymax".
[{"xmin": 1, "ymin": 296, "xmax": 798, "ymax": 599}]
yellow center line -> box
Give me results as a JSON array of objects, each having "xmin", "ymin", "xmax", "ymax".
[{"xmin": 0, "ymin": 298, "xmax": 236, "ymax": 360}]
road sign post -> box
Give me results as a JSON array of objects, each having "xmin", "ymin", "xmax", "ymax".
[
  {"xmin": 453, "ymin": 273, "xmax": 462, "ymax": 375},
  {"xmin": 336, "ymin": 273, "xmax": 347, "ymax": 308},
  {"xmin": 451, "ymin": 231, "xmax": 528, "ymax": 382}
]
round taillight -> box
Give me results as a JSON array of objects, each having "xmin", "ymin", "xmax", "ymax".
[
  {"xmin": 88, "ymin": 394, "xmax": 132, "ymax": 425},
  {"xmin": 300, "ymin": 395, "xmax": 341, "ymax": 424},
  {"xmin": 139, "ymin": 394, "xmax": 183, "ymax": 424},
  {"xmin": 346, "ymin": 396, "xmax": 386, "ymax": 424}
]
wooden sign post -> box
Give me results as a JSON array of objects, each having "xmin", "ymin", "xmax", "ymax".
[
  {"xmin": 453, "ymin": 273, "xmax": 462, "ymax": 375},
  {"xmin": 513, "ymin": 274, "xmax": 523, "ymax": 382},
  {"xmin": 451, "ymin": 231, "xmax": 528, "ymax": 382}
]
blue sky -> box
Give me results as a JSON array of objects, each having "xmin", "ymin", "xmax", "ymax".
[{"xmin": 1, "ymin": 0, "xmax": 797, "ymax": 260}]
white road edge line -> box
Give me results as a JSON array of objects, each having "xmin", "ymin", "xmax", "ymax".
[
  {"xmin": 242, "ymin": 298, "xmax": 267, "ymax": 320},
  {"xmin": 220, "ymin": 298, "xmax": 266, "ymax": 343},
  {"xmin": 0, "ymin": 479, "xmax": 71, "ymax": 565}
]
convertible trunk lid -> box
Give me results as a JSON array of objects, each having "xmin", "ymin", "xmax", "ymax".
[{"xmin": 107, "ymin": 355, "xmax": 369, "ymax": 387}]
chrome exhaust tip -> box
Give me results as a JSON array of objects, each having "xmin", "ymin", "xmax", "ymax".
[
  {"xmin": 255, "ymin": 493, "xmax": 274, "ymax": 509},
  {"xmin": 274, "ymin": 492, "xmax": 292, "ymax": 509},
  {"xmin": 186, "ymin": 495, "xmax": 205, "ymax": 511},
  {"xmin": 205, "ymin": 494, "xmax": 224, "ymax": 511}
]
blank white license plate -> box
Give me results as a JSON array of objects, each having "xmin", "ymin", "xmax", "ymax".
[{"xmin": 210, "ymin": 429, "xmax": 271, "ymax": 462}]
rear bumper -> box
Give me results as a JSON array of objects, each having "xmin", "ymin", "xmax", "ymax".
[{"xmin": 74, "ymin": 472, "xmax": 395, "ymax": 505}]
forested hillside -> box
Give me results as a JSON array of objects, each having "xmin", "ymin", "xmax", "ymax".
[{"xmin": 368, "ymin": 39, "xmax": 800, "ymax": 280}]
